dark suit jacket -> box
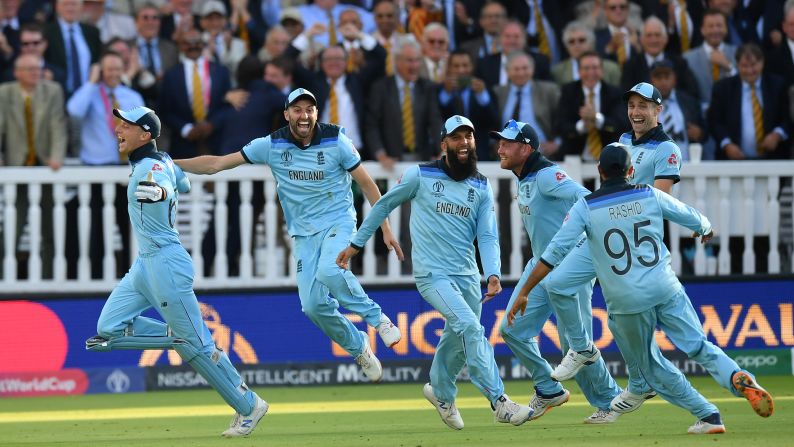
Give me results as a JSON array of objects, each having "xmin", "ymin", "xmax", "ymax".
[
  {"xmin": 674, "ymin": 88, "xmax": 705, "ymax": 141},
  {"xmin": 220, "ymin": 80, "xmax": 285, "ymax": 154},
  {"xmin": 620, "ymin": 52, "xmax": 699, "ymax": 99},
  {"xmin": 639, "ymin": 0, "xmax": 704, "ymax": 55},
  {"xmin": 0, "ymin": 25, "xmax": 19, "ymax": 73},
  {"xmin": 708, "ymin": 74, "xmax": 791, "ymax": 159},
  {"xmin": 443, "ymin": 0, "xmax": 484, "ymax": 47},
  {"xmin": 43, "ymin": 22, "xmax": 102, "ymax": 82},
  {"xmin": 159, "ymin": 13, "xmax": 201, "ymax": 41},
  {"xmin": 438, "ymin": 86, "xmax": 500, "ymax": 161},
  {"xmin": 556, "ymin": 80, "xmax": 627, "ymax": 158},
  {"xmin": 365, "ymin": 76, "xmax": 442, "ymax": 160},
  {"xmin": 734, "ymin": 0, "xmax": 784, "ymax": 50},
  {"xmin": 159, "ymin": 60, "xmax": 231, "ymax": 159},
  {"xmin": 314, "ymin": 73, "xmax": 366, "ymax": 149},
  {"xmin": 595, "ymin": 27, "xmax": 638, "ymax": 64},
  {"xmin": 475, "ymin": 50, "xmax": 551, "ymax": 88},
  {"xmin": 497, "ymin": 0, "xmax": 568, "ymax": 58},
  {"xmin": 132, "ymin": 37, "xmax": 180, "ymax": 107},
  {"xmin": 765, "ymin": 43, "xmax": 794, "ymax": 89}
]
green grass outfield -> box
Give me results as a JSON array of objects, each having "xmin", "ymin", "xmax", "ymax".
[{"xmin": 1, "ymin": 376, "xmax": 792, "ymax": 447}]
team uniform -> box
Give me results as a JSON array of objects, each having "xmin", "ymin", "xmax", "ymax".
[
  {"xmin": 351, "ymin": 160, "xmax": 505, "ymax": 405},
  {"xmin": 539, "ymin": 178, "xmax": 738, "ymax": 426},
  {"xmin": 92, "ymin": 141, "xmax": 261, "ymax": 422},
  {"xmin": 499, "ymin": 150, "xmax": 621, "ymax": 412},
  {"xmin": 240, "ymin": 123, "xmax": 386, "ymax": 358}
]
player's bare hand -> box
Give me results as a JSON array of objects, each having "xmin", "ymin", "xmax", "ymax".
[
  {"xmin": 481, "ymin": 275, "xmax": 502, "ymax": 303},
  {"xmin": 694, "ymin": 230, "xmax": 714, "ymax": 245},
  {"xmin": 724, "ymin": 143, "xmax": 745, "ymax": 160},
  {"xmin": 307, "ymin": 23, "xmax": 327, "ymax": 38},
  {"xmin": 225, "ymin": 89, "xmax": 250, "ymax": 110},
  {"xmin": 709, "ymin": 49, "xmax": 731, "ymax": 69},
  {"xmin": 382, "ymin": 232, "xmax": 405, "ymax": 261},
  {"xmin": 761, "ymin": 132, "xmax": 781, "ymax": 152},
  {"xmin": 89, "ymin": 63, "xmax": 101, "ymax": 84},
  {"xmin": 470, "ymin": 77, "xmax": 485, "ymax": 94},
  {"xmin": 506, "ymin": 294, "xmax": 528, "ymax": 326},
  {"xmin": 336, "ymin": 246, "xmax": 360, "ymax": 270}
]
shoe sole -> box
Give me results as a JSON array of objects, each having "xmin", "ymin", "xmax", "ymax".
[
  {"xmin": 733, "ymin": 372, "xmax": 774, "ymax": 417},
  {"xmin": 688, "ymin": 427, "xmax": 726, "ymax": 435},
  {"xmin": 422, "ymin": 386, "xmax": 463, "ymax": 430},
  {"xmin": 530, "ymin": 391, "xmax": 570, "ymax": 421}
]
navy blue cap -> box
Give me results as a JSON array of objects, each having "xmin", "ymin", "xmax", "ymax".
[
  {"xmin": 489, "ymin": 120, "xmax": 539, "ymax": 149},
  {"xmin": 440, "ymin": 115, "xmax": 475, "ymax": 139},
  {"xmin": 623, "ymin": 82, "xmax": 663, "ymax": 104},
  {"xmin": 113, "ymin": 106, "xmax": 161, "ymax": 138},
  {"xmin": 649, "ymin": 59, "xmax": 674, "ymax": 75},
  {"xmin": 285, "ymin": 88, "xmax": 317, "ymax": 109},
  {"xmin": 599, "ymin": 142, "xmax": 632, "ymax": 177}
]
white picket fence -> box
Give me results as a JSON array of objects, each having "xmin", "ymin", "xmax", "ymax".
[{"xmin": 1, "ymin": 158, "xmax": 792, "ymax": 294}]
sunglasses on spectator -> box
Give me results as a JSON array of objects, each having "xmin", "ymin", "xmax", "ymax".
[
  {"xmin": 607, "ymin": 4, "xmax": 628, "ymax": 10},
  {"xmin": 566, "ymin": 37, "xmax": 587, "ymax": 44},
  {"xmin": 427, "ymin": 39, "xmax": 447, "ymax": 45},
  {"xmin": 140, "ymin": 15, "xmax": 160, "ymax": 20},
  {"xmin": 21, "ymin": 40, "xmax": 43, "ymax": 46},
  {"xmin": 375, "ymin": 13, "xmax": 394, "ymax": 18}
]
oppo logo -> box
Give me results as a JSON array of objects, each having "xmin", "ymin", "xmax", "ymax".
[{"xmin": 734, "ymin": 355, "xmax": 778, "ymax": 369}]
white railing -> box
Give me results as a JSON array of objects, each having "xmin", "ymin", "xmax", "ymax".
[{"xmin": 1, "ymin": 158, "xmax": 793, "ymax": 293}]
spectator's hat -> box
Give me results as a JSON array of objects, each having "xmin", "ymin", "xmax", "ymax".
[
  {"xmin": 623, "ymin": 81, "xmax": 662, "ymax": 104},
  {"xmin": 280, "ymin": 8, "xmax": 302, "ymax": 25},
  {"xmin": 489, "ymin": 119, "xmax": 539, "ymax": 149},
  {"xmin": 285, "ymin": 88, "xmax": 317, "ymax": 109},
  {"xmin": 440, "ymin": 115, "xmax": 475, "ymax": 139},
  {"xmin": 114, "ymin": 107, "xmax": 161, "ymax": 139},
  {"xmin": 649, "ymin": 59, "xmax": 674, "ymax": 76},
  {"xmin": 201, "ymin": 0, "xmax": 227, "ymax": 17},
  {"xmin": 598, "ymin": 142, "xmax": 632, "ymax": 177}
]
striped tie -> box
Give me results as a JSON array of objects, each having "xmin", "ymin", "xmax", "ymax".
[
  {"xmin": 24, "ymin": 95, "xmax": 36, "ymax": 166},
  {"xmin": 384, "ymin": 40, "xmax": 394, "ymax": 76},
  {"xmin": 401, "ymin": 83, "xmax": 415, "ymax": 152},
  {"xmin": 346, "ymin": 49, "xmax": 356, "ymax": 73},
  {"xmin": 678, "ymin": 1, "xmax": 690, "ymax": 52},
  {"xmin": 533, "ymin": 0, "xmax": 551, "ymax": 58},
  {"xmin": 490, "ymin": 36, "xmax": 497, "ymax": 54},
  {"xmin": 587, "ymin": 89, "xmax": 603, "ymax": 159},
  {"xmin": 191, "ymin": 62, "xmax": 206, "ymax": 122},
  {"xmin": 238, "ymin": 15, "xmax": 250, "ymax": 52},
  {"xmin": 329, "ymin": 79, "xmax": 339, "ymax": 124},
  {"xmin": 616, "ymin": 35, "xmax": 627, "ymax": 67},
  {"xmin": 711, "ymin": 62, "xmax": 720, "ymax": 82},
  {"xmin": 328, "ymin": 11, "xmax": 338, "ymax": 45},
  {"xmin": 751, "ymin": 84, "xmax": 764, "ymax": 153}
]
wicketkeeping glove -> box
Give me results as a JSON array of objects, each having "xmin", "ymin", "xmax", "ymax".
[{"xmin": 135, "ymin": 172, "xmax": 167, "ymax": 203}]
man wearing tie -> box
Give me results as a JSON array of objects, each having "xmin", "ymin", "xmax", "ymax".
[
  {"xmin": 419, "ymin": 23, "xmax": 449, "ymax": 83},
  {"xmin": 316, "ymin": 45, "xmax": 366, "ymax": 151},
  {"xmin": 44, "ymin": 0, "xmax": 102, "ymax": 97},
  {"xmin": 133, "ymin": 4, "xmax": 179, "ymax": 107},
  {"xmin": 460, "ymin": 1, "xmax": 506, "ymax": 61},
  {"xmin": 683, "ymin": 8, "xmax": 736, "ymax": 111}
]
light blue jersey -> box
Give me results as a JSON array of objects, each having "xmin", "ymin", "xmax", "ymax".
[
  {"xmin": 351, "ymin": 160, "xmax": 500, "ymax": 280},
  {"xmin": 541, "ymin": 179, "xmax": 711, "ymax": 314},
  {"xmin": 240, "ymin": 123, "xmax": 361, "ymax": 237},
  {"xmin": 127, "ymin": 143, "xmax": 191, "ymax": 255},
  {"xmin": 516, "ymin": 152, "xmax": 590, "ymax": 254},
  {"xmin": 618, "ymin": 124, "xmax": 682, "ymax": 185}
]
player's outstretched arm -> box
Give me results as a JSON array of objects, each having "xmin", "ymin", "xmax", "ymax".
[
  {"xmin": 350, "ymin": 165, "xmax": 404, "ymax": 259},
  {"xmin": 174, "ymin": 152, "xmax": 247, "ymax": 175}
]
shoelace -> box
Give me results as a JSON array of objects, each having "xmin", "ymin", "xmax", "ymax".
[
  {"xmin": 591, "ymin": 409, "xmax": 611, "ymax": 419},
  {"xmin": 356, "ymin": 351, "xmax": 371, "ymax": 368}
]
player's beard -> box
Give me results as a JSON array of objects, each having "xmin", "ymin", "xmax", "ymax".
[{"xmin": 445, "ymin": 146, "xmax": 477, "ymax": 181}]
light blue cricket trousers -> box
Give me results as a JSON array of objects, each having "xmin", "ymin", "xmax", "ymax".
[
  {"xmin": 294, "ymin": 219, "xmax": 384, "ymax": 357},
  {"xmin": 416, "ymin": 273, "xmax": 504, "ymax": 405}
]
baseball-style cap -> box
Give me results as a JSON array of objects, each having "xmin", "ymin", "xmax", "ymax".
[
  {"xmin": 599, "ymin": 142, "xmax": 632, "ymax": 177},
  {"xmin": 280, "ymin": 7, "xmax": 302, "ymax": 24},
  {"xmin": 489, "ymin": 119, "xmax": 539, "ymax": 149},
  {"xmin": 649, "ymin": 59, "xmax": 674, "ymax": 76},
  {"xmin": 285, "ymin": 88, "xmax": 317, "ymax": 109},
  {"xmin": 113, "ymin": 106, "xmax": 161, "ymax": 138},
  {"xmin": 201, "ymin": 0, "xmax": 227, "ymax": 16},
  {"xmin": 440, "ymin": 115, "xmax": 475, "ymax": 139},
  {"xmin": 623, "ymin": 81, "xmax": 663, "ymax": 104}
]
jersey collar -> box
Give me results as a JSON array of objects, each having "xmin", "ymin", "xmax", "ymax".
[
  {"xmin": 286, "ymin": 123, "xmax": 323, "ymax": 149},
  {"xmin": 517, "ymin": 151, "xmax": 553, "ymax": 181},
  {"xmin": 631, "ymin": 123, "xmax": 667, "ymax": 146},
  {"xmin": 128, "ymin": 141, "xmax": 158, "ymax": 164},
  {"xmin": 600, "ymin": 177, "xmax": 631, "ymax": 190}
]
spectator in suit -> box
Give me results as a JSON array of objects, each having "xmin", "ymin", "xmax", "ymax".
[
  {"xmin": 460, "ymin": 0, "xmax": 506, "ymax": 61},
  {"xmin": 337, "ymin": 8, "xmax": 386, "ymax": 93},
  {"xmin": 494, "ymin": 50, "xmax": 560, "ymax": 158},
  {"xmin": 0, "ymin": 0, "xmax": 19, "ymax": 74},
  {"xmin": 475, "ymin": 19, "xmax": 551, "ymax": 88},
  {"xmin": 200, "ymin": 0, "xmax": 247, "ymax": 85},
  {"xmin": 44, "ymin": 0, "xmax": 102, "ymax": 97},
  {"xmin": 159, "ymin": 0, "xmax": 200, "ymax": 41},
  {"xmin": 621, "ymin": 16, "xmax": 699, "ymax": 100},
  {"xmin": 498, "ymin": 0, "xmax": 566, "ymax": 64},
  {"xmin": 437, "ymin": 0, "xmax": 483, "ymax": 50},
  {"xmin": 708, "ymin": 43, "xmax": 790, "ymax": 159},
  {"xmin": 315, "ymin": 45, "xmax": 366, "ymax": 149},
  {"xmin": 557, "ymin": 50, "xmax": 626, "ymax": 161},
  {"xmin": 365, "ymin": 36, "xmax": 442, "ymax": 169},
  {"xmin": 438, "ymin": 49, "xmax": 499, "ymax": 160},
  {"xmin": 551, "ymin": 20, "xmax": 621, "ymax": 87},
  {"xmin": 264, "ymin": 55, "xmax": 295, "ymax": 95},
  {"xmin": 297, "ymin": 0, "xmax": 375, "ymax": 48},
  {"xmin": 80, "ymin": 0, "xmax": 136, "ymax": 43},
  {"xmin": 159, "ymin": 28, "xmax": 231, "ymax": 159},
  {"xmin": 2, "ymin": 23, "xmax": 67, "ymax": 89},
  {"xmin": 708, "ymin": 0, "xmax": 744, "ymax": 46},
  {"xmin": 372, "ymin": 0, "xmax": 405, "ymax": 77},
  {"xmin": 648, "ymin": 0, "xmax": 704, "ymax": 56},
  {"xmin": 0, "ymin": 54, "xmax": 67, "ymax": 279},
  {"xmin": 132, "ymin": 3, "xmax": 179, "ymax": 107},
  {"xmin": 765, "ymin": 1, "xmax": 794, "ymax": 89},
  {"xmin": 594, "ymin": 0, "xmax": 640, "ymax": 69},
  {"xmin": 683, "ymin": 8, "xmax": 737, "ymax": 111},
  {"xmin": 649, "ymin": 59, "xmax": 706, "ymax": 161},
  {"xmin": 419, "ymin": 22, "xmax": 449, "ymax": 83},
  {"xmin": 257, "ymin": 25, "xmax": 291, "ymax": 63}
]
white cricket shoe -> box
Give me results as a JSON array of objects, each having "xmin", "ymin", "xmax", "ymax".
[
  {"xmin": 422, "ymin": 383, "xmax": 464, "ymax": 430},
  {"xmin": 551, "ymin": 346, "xmax": 601, "ymax": 381},
  {"xmin": 687, "ymin": 420, "xmax": 726, "ymax": 434},
  {"xmin": 355, "ymin": 331, "xmax": 383, "ymax": 382},
  {"xmin": 221, "ymin": 395, "xmax": 269, "ymax": 437},
  {"xmin": 610, "ymin": 389, "xmax": 657, "ymax": 414},
  {"xmin": 584, "ymin": 408, "xmax": 620, "ymax": 424},
  {"xmin": 493, "ymin": 394, "xmax": 534, "ymax": 426},
  {"xmin": 377, "ymin": 314, "xmax": 401, "ymax": 348},
  {"xmin": 529, "ymin": 389, "xmax": 570, "ymax": 420}
]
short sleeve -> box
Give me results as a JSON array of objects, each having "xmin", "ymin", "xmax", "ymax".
[
  {"xmin": 240, "ymin": 136, "xmax": 272, "ymax": 165},
  {"xmin": 337, "ymin": 130, "xmax": 362, "ymax": 171},
  {"xmin": 653, "ymin": 141, "xmax": 682, "ymax": 183}
]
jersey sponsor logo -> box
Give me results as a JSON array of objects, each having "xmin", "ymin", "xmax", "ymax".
[
  {"xmin": 431, "ymin": 181, "xmax": 445, "ymax": 197},
  {"xmin": 317, "ymin": 151, "xmax": 325, "ymax": 165},
  {"xmin": 435, "ymin": 201, "xmax": 471, "ymax": 217},
  {"xmin": 555, "ymin": 171, "xmax": 566, "ymax": 182},
  {"xmin": 288, "ymin": 170, "xmax": 325, "ymax": 181},
  {"xmin": 668, "ymin": 153, "xmax": 678, "ymax": 166},
  {"xmin": 151, "ymin": 164, "xmax": 162, "ymax": 171},
  {"xmin": 280, "ymin": 151, "xmax": 293, "ymax": 166}
]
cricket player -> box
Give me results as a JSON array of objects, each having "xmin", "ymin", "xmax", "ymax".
[
  {"xmin": 174, "ymin": 88, "xmax": 403, "ymax": 382},
  {"xmin": 492, "ymin": 120, "xmax": 622, "ymax": 423},
  {"xmin": 337, "ymin": 116, "xmax": 534, "ymax": 430},
  {"xmin": 507, "ymin": 143, "xmax": 775, "ymax": 434},
  {"xmin": 85, "ymin": 107, "xmax": 268, "ymax": 437}
]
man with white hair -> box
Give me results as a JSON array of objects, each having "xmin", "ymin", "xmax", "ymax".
[
  {"xmin": 551, "ymin": 21, "xmax": 621, "ymax": 87},
  {"xmin": 43, "ymin": 0, "xmax": 102, "ymax": 97},
  {"xmin": 419, "ymin": 22, "xmax": 449, "ymax": 83}
]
